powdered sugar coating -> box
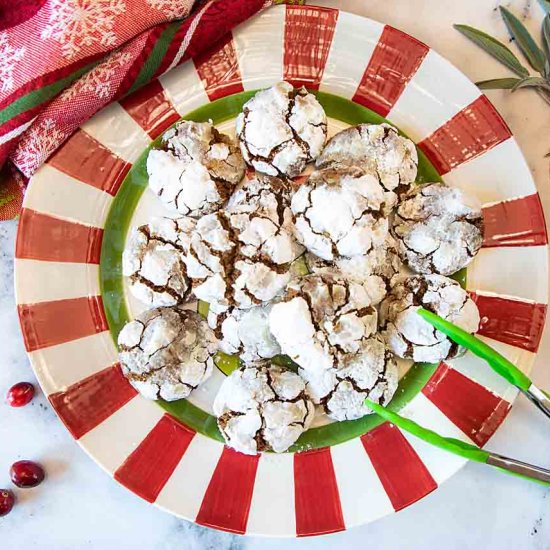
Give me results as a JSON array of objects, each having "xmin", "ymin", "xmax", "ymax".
[
  {"xmin": 291, "ymin": 168, "xmax": 393, "ymax": 261},
  {"xmin": 184, "ymin": 211, "xmax": 236, "ymax": 314},
  {"xmin": 232, "ymin": 258, "xmax": 291, "ymax": 309},
  {"xmin": 337, "ymin": 235, "xmax": 402, "ymax": 286},
  {"xmin": 227, "ymin": 175, "xmax": 304, "ymax": 266},
  {"xmin": 269, "ymin": 273, "xmax": 378, "ymax": 374},
  {"xmin": 184, "ymin": 196, "xmax": 296, "ymax": 313},
  {"xmin": 123, "ymin": 217, "xmax": 195, "ymax": 307},
  {"xmin": 227, "ymin": 172, "xmax": 294, "ymax": 212},
  {"xmin": 236, "ymin": 82, "xmax": 327, "ymax": 178},
  {"xmin": 316, "ymin": 123, "xmax": 418, "ymax": 192},
  {"xmin": 118, "ymin": 307, "xmax": 218, "ymax": 401},
  {"xmin": 210, "ymin": 304, "xmax": 281, "ymax": 363},
  {"xmin": 322, "ymin": 335, "xmax": 398, "ymax": 421},
  {"xmin": 214, "ymin": 363, "xmax": 315, "ymax": 455},
  {"xmin": 147, "ymin": 121, "xmax": 245, "ymax": 217},
  {"xmin": 393, "ymin": 182, "xmax": 484, "ymax": 276},
  {"xmin": 305, "ymin": 235, "xmax": 403, "ymax": 305},
  {"xmin": 268, "ymin": 273, "xmax": 397, "ymax": 420},
  {"xmin": 380, "ymin": 275, "xmax": 480, "ymax": 362},
  {"xmin": 269, "ymin": 295, "xmax": 333, "ymax": 373}
]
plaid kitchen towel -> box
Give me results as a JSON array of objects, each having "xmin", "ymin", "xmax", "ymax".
[{"xmin": 0, "ymin": 0, "xmax": 302, "ymax": 220}]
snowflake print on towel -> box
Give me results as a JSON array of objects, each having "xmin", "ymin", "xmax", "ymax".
[
  {"xmin": 59, "ymin": 51, "xmax": 132, "ymax": 101},
  {"xmin": 146, "ymin": 0, "xmax": 193, "ymax": 19},
  {"xmin": 41, "ymin": 0, "xmax": 126, "ymax": 59},
  {"xmin": 12, "ymin": 119, "xmax": 64, "ymax": 177},
  {"xmin": 0, "ymin": 33, "xmax": 25, "ymax": 92}
]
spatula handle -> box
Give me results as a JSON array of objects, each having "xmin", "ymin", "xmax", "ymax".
[
  {"xmin": 487, "ymin": 453, "xmax": 550, "ymax": 486},
  {"xmin": 523, "ymin": 384, "xmax": 550, "ymax": 421}
]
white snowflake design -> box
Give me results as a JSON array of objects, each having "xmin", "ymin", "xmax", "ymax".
[
  {"xmin": 59, "ymin": 50, "xmax": 132, "ymax": 101},
  {"xmin": 41, "ymin": 0, "xmax": 126, "ymax": 59},
  {"xmin": 0, "ymin": 33, "xmax": 25, "ymax": 92},
  {"xmin": 13, "ymin": 119, "xmax": 65, "ymax": 177},
  {"xmin": 146, "ymin": 0, "xmax": 192, "ymax": 19}
]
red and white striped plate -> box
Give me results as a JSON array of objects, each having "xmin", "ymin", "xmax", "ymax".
[{"xmin": 14, "ymin": 5, "xmax": 548, "ymax": 537}]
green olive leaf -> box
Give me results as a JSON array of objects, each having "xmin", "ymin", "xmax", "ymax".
[
  {"xmin": 536, "ymin": 86, "xmax": 550, "ymax": 106},
  {"xmin": 512, "ymin": 75, "xmax": 550, "ymax": 91},
  {"xmin": 476, "ymin": 77, "xmax": 522, "ymax": 89},
  {"xmin": 454, "ymin": 24, "xmax": 529, "ymax": 77},
  {"xmin": 500, "ymin": 6, "xmax": 546, "ymax": 74},
  {"xmin": 543, "ymin": 16, "xmax": 550, "ymax": 60}
]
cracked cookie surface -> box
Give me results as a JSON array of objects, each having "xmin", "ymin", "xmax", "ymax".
[
  {"xmin": 147, "ymin": 121, "xmax": 245, "ymax": 217},
  {"xmin": 118, "ymin": 307, "xmax": 218, "ymax": 401},
  {"xmin": 380, "ymin": 275, "xmax": 480, "ymax": 362},
  {"xmin": 236, "ymin": 81, "xmax": 327, "ymax": 178},
  {"xmin": 123, "ymin": 216, "xmax": 195, "ymax": 307},
  {"xmin": 209, "ymin": 303, "xmax": 281, "ymax": 363},
  {"xmin": 214, "ymin": 363, "xmax": 315, "ymax": 455},
  {"xmin": 227, "ymin": 174, "xmax": 302, "ymax": 265},
  {"xmin": 291, "ymin": 168, "xmax": 393, "ymax": 261},
  {"xmin": 185, "ymin": 176, "xmax": 302, "ymax": 313},
  {"xmin": 184, "ymin": 211, "xmax": 292, "ymax": 313},
  {"xmin": 184, "ymin": 211, "xmax": 237, "ymax": 314},
  {"xmin": 305, "ymin": 234, "xmax": 402, "ymax": 305},
  {"xmin": 302, "ymin": 335, "xmax": 398, "ymax": 421},
  {"xmin": 268, "ymin": 273, "xmax": 396, "ymax": 420},
  {"xmin": 393, "ymin": 182, "xmax": 484, "ymax": 276},
  {"xmin": 316, "ymin": 123, "xmax": 418, "ymax": 193},
  {"xmin": 231, "ymin": 258, "xmax": 291, "ymax": 310},
  {"xmin": 268, "ymin": 273, "xmax": 378, "ymax": 373}
]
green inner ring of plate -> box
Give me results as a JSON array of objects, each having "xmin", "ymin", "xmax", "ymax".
[{"xmin": 100, "ymin": 90, "xmax": 464, "ymax": 451}]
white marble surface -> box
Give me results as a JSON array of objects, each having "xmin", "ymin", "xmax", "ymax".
[{"xmin": 1, "ymin": 1, "xmax": 550, "ymax": 548}]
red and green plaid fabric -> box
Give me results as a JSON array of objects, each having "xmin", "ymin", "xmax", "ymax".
[{"xmin": 0, "ymin": 0, "xmax": 302, "ymax": 220}]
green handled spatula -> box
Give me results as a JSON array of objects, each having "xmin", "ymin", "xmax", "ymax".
[
  {"xmin": 417, "ymin": 308, "xmax": 550, "ymax": 420},
  {"xmin": 366, "ymin": 400, "xmax": 550, "ymax": 486},
  {"xmin": 365, "ymin": 307, "xmax": 550, "ymax": 486}
]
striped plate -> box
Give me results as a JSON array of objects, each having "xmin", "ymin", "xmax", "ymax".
[{"xmin": 14, "ymin": 5, "xmax": 548, "ymax": 537}]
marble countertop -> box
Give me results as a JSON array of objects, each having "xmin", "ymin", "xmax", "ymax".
[{"xmin": 1, "ymin": 1, "xmax": 550, "ymax": 548}]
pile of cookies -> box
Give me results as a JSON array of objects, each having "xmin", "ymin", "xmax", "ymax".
[{"xmin": 118, "ymin": 81, "xmax": 484, "ymax": 456}]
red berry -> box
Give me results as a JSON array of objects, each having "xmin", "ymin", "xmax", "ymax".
[
  {"xmin": 0, "ymin": 489, "xmax": 14, "ymax": 516},
  {"xmin": 6, "ymin": 382, "xmax": 35, "ymax": 407},
  {"xmin": 10, "ymin": 460, "xmax": 45, "ymax": 488}
]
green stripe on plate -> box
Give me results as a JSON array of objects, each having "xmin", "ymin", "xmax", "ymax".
[{"xmin": 100, "ymin": 90, "xmax": 456, "ymax": 449}]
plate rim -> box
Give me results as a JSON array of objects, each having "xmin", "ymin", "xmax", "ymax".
[{"xmin": 13, "ymin": 3, "xmax": 549, "ymax": 537}]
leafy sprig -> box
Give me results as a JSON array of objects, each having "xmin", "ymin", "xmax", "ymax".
[{"xmin": 454, "ymin": 3, "xmax": 550, "ymax": 105}]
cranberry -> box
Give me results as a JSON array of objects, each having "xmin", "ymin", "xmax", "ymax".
[
  {"xmin": 6, "ymin": 382, "xmax": 35, "ymax": 407},
  {"xmin": 10, "ymin": 460, "xmax": 45, "ymax": 488},
  {"xmin": 0, "ymin": 489, "xmax": 14, "ymax": 516}
]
